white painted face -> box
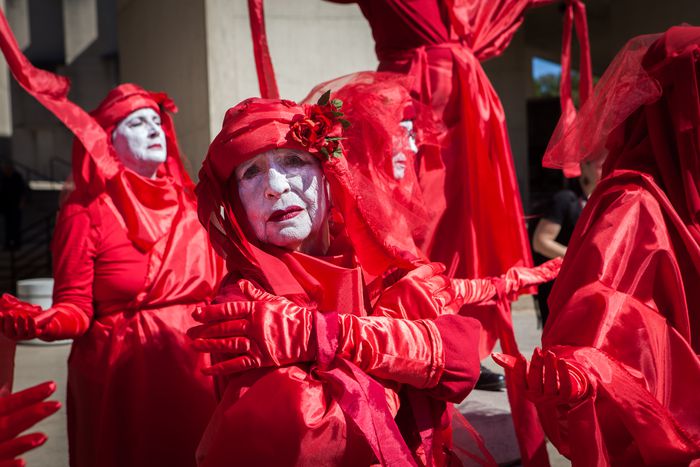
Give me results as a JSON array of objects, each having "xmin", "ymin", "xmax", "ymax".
[
  {"xmin": 392, "ymin": 120, "xmax": 418, "ymax": 180},
  {"xmin": 235, "ymin": 148, "xmax": 328, "ymax": 252},
  {"xmin": 112, "ymin": 107, "xmax": 167, "ymax": 178}
]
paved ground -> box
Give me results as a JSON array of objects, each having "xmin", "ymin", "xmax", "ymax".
[{"xmin": 13, "ymin": 296, "xmax": 570, "ymax": 466}]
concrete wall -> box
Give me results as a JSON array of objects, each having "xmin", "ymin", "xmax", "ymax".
[{"xmin": 117, "ymin": 0, "xmax": 209, "ymax": 174}]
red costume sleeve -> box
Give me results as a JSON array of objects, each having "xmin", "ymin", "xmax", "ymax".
[
  {"xmin": 51, "ymin": 200, "xmax": 97, "ymax": 320},
  {"xmin": 428, "ymin": 314, "xmax": 481, "ymax": 402},
  {"xmin": 540, "ymin": 174, "xmax": 700, "ymax": 465}
]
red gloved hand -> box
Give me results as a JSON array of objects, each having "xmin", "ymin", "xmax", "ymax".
[
  {"xmin": 191, "ymin": 280, "xmax": 445, "ymax": 388},
  {"xmin": 503, "ymin": 258, "xmax": 563, "ymax": 300},
  {"xmin": 374, "ymin": 263, "xmax": 457, "ymax": 319},
  {"xmin": 0, "ymin": 294, "xmax": 89, "ymax": 342},
  {"xmin": 450, "ymin": 277, "xmax": 498, "ymax": 306},
  {"xmin": 492, "ymin": 348, "xmax": 589, "ymax": 405},
  {"xmin": 0, "ymin": 381, "xmax": 61, "ymax": 467},
  {"xmin": 189, "ymin": 280, "xmax": 317, "ymax": 376}
]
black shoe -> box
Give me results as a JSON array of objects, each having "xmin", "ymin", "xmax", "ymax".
[{"xmin": 475, "ymin": 365, "xmax": 505, "ymax": 391}]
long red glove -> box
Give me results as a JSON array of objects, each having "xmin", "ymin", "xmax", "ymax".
[
  {"xmin": 0, "ymin": 381, "xmax": 60, "ymax": 467},
  {"xmin": 492, "ymin": 348, "xmax": 589, "ymax": 405},
  {"xmin": 189, "ymin": 280, "xmax": 444, "ymax": 388},
  {"xmin": 0, "ymin": 294, "xmax": 90, "ymax": 342},
  {"xmin": 451, "ymin": 257, "xmax": 564, "ymax": 306}
]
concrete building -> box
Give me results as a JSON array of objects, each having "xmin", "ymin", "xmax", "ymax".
[{"xmin": 1, "ymin": 0, "xmax": 699, "ymax": 197}]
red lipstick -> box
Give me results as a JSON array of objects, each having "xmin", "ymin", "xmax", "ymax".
[{"xmin": 268, "ymin": 206, "xmax": 303, "ymax": 222}]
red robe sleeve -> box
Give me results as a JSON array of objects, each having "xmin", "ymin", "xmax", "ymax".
[
  {"xmin": 50, "ymin": 198, "xmax": 97, "ymax": 323},
  {"xmin": 540, "ymin": 174, "xmax": 700, "ymax": 465}
]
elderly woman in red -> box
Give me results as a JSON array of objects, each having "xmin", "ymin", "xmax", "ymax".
[
  {"xmin": 191, "ymin": 95, "xmax": 495, "ymax": 466},
  {"xmin": 0, "ymin": 12, "xmax": 222, "ymax": 467},
  {"xmin": 496, "ymin": 27, "xmax": 700, "ymax": 465}
]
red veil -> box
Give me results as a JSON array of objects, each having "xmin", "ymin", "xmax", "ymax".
[
  {"xmin": 302, "ymin": 72, "xmax": 444, "ymax": 256},
  {"xmin": 538, "ymin": 26, "xmax": 700, "ymax": 465}
]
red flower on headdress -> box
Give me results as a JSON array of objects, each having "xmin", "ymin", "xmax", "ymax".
[{"xmin": 287, "ymin": 90, "xmax": 350, "ymax": 160}]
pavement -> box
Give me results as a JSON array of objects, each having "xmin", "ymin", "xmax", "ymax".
[{"xmin": 13, "ymin": 296, "xmax": 570, "ymax": 466}]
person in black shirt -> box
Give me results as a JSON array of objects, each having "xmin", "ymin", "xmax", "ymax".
[{"xmin": 532, "ymin": 160, "xmax": 602, "ymax": 325}]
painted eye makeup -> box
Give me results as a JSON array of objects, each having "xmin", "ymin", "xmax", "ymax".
[
  {"xmin": 283, "ymin": 153, "xmax": 309, "ymax": 168},
  {"xmin": 241, "ymin": 164, "xmax": 261, "ymax": 180}
]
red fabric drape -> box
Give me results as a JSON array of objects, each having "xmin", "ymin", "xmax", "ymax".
[
  {"xmin": 540, "ymin": 27, "xmax": 700, "ymax": 465},
  {"xmin": 248, "ymin": 0, "xmax": 280, "ymax": 98}
]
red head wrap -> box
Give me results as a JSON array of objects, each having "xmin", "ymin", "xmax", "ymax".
[
  {"xmin": 72, "ymin": 83, "xmax": 193, "ymax": 199},
  {"xmin": 197, "ymin": 97, "xmax": 424, "ymax": 299}
]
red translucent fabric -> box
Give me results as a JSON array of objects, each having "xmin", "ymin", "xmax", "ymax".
[
  {"xmin": 196, "ymin": 98, "xmax": 486, "ymax": 466},
  {"xmin": 303, "ymin": 71, "xmax": 443, "ymax": 257},
  {"xmin": 0, "ymin": 10, "xmax": 224, "ymax": 467},
  {"xmin": 539, "ymin": 27, "xmax": 700, "ymax": 465}
]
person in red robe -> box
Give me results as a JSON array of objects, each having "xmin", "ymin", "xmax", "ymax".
[
  {"xmin": 495, "ymin": 26, "xmax": 700, "ymax": 465},
  {"xmin": 0, "ymin": 13, "xmax": 224, "ymax": 466},
  {"xmin": 191, "ymin": 94, "xmax": 501, "ymax": 466}
]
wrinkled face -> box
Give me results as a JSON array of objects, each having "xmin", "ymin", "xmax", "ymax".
[
  {"xmin": 235, "ymin": 148, "xmax": 328, "ymax": 251},
  {"xmin": 391, "ymin": 120, "xmax": 418, "ymax": 180},
  {"xmin": 112, "ymin": 107, "xmax": 167, "ymax": 176}
]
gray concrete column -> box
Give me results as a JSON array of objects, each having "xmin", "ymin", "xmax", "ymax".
[{"xmin": 118, "ymin": 0, "xmax": 376, "ymax": 174}]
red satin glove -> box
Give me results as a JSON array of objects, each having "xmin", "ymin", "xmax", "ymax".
[
  {"xmin": 450, "ymin": 258, "xmax": 563, "ymax": 306},
  {"xmin": 374, "ymin": 263, "xmax": 457, "ymax": 319},
  {"xmin": 190, "ymin": 280, "xmax": 445, "ymax": 388},
  {"xmin": 0, "ymin": 294, "xmax": 90, "ymax": 342},
  {"xmin": 502, "ymin": 258, "xmax": 563, "ymax": 301},
  {"xmin": 493, "ymin": 348, "xmax": 589, "ymax": 405},
  {"xmin": 0, "ymin": 381, "xmax": 61, "ymax": 467},
  {"xmin": 189, "ymin": 281, "xmax": 317, "ymax": 375}
]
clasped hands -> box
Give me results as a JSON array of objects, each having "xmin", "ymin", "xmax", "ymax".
[
  {"xmin": 493, "ymin": 348, "xmax": 590, "ymax": 405},
  {"xmin": 0, "ymin": 294, "xmax": 54, "ymax": 341},
  {"xmin": 188, "ymin": 280, "xmax": 316, "ymax": 376}
]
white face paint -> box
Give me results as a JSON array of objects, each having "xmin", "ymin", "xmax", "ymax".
[
  {"xmin": 235, "ymin": 149, "xmax": 328, "ymax": 253},
  {"xmin": 112, "ymin": 107, "xmax": 167, "ymax": 178},
  {"xmin": 392, "ymin": 120, "xmax": 418, "ymax": 180}
]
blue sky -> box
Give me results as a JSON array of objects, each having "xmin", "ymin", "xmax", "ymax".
[{"xmin": 532, "ymin": 57, "xmax": 562, "ymax": 79}]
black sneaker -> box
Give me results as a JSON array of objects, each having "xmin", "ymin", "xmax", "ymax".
[{"xmin": 475, "ymin": 365, "xmax": 505, "ymax": 391}]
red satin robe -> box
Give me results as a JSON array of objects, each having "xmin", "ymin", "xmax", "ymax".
[
  {"xmin": 53, "ymin": 177, "xmax": 221, "ymax": 467},
  {"xmin": 540, "ymin": 171, "xmax": 700, "ymax": 465},
  {"xmin": 196, "ymin": 252, "xmax": 482, "ymax": 467}
]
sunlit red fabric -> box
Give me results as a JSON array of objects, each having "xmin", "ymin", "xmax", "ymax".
[
  {"xmin": 195, "ymin": 98, "xmax": 488, "ymax": 466},
  {"xmin": 302, "ymin": 72, "xmax": 443, "ymax": 260},
  {"xmin": 0, "ymin": 10, "xmax": 224, "ymax": 467},
  {"xmin": 539, "ymin": 26, "xmax": 700, "ymax": 465}
]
